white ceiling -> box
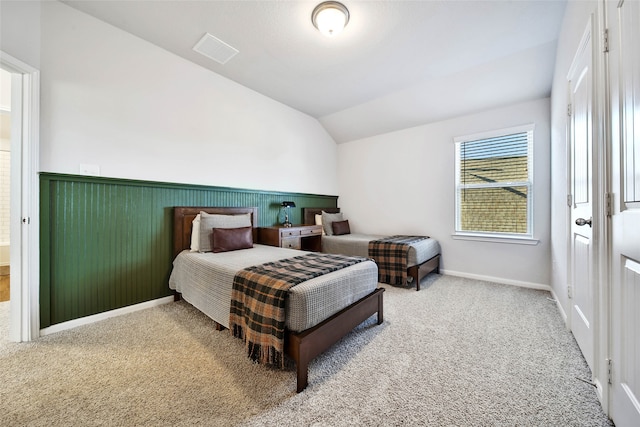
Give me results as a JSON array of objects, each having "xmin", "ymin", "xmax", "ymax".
[{"xmin": 61, "ymin": 0, "xmax": 567, "ymax": 143}]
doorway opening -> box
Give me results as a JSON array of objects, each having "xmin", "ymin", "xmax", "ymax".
[
  {"xmin": 0, "ymin": 51, "xmax": 40, "ymax": 343},
  {"xmin": 0, "ymin": 67, "xmax": 12, "ymax": 341}
]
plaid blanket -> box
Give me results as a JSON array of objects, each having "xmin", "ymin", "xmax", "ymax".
[
  {"xmin": 368, "ymin": 235, "xmax": 428, "ymax": 285},
  {"xmin": 229, "ymin": 253, "xmax": 368, "ymax": 368}
]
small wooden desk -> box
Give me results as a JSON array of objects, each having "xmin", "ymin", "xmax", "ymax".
[{"xmin": 258, "ymin": 225, "xmax": 322, "ymax": 252}]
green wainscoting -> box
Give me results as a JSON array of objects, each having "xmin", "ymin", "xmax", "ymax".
[{"xmin": 40, "ymin": 173, "xmax": 337, "ymax": 327}]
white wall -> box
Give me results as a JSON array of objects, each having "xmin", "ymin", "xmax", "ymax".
[
  {"xmin": 337, "ymin": 98, "xmax": 551, "ymax": 287},
  {"xmin": 5, "ymin": 1, "xmax": 338, "ymax": 196},
  {"xmin": 549, "ymin": 0, "xmax": 598, "ymax": 318},
  {"xmin": 0, "ymin": 0, "xmax": 42, "ymax": 69}
]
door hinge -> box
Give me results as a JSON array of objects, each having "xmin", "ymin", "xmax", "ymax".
[
  {"xmin": 567, "ymin": 103, "xmax": 572, "ymax": 117},
  {"xmin": 22, "ymin": 217, "xmax": 30, "ymax": 225},
  {"xmin": 567, "ymin": 284, "xmax": 573, "ymax": 299},
  {"xmin": 607, "ymin": 358, "xmax": 612, "ymax": 384},
  {"xmin": 603, "ymin": 29, "xmax": 609, "ymax": 53},
  {"xmin": 567, "ymin": 194, "xmax": 573, "ymax": 207},
  {"xmin": 605, "ymin": 192, "xmax": 613, "ymax": 217}
]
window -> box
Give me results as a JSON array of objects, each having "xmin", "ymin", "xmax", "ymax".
[{"xmin": 454, "ymin": 125, "xmax": 533, "ymax": 240}]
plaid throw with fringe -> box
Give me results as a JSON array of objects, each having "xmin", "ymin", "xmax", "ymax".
[
  {"xmin": 368, "ymin": 236, "xmax": 428, "ymax": 285},
  {"xmin": 229, "ymin": 253, "xmax": 368, "ymax": 368}
]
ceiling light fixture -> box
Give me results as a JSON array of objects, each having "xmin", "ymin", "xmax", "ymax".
[{"xmin": 311, "ymin": 1, "xmax": 350, "ymax": 37}]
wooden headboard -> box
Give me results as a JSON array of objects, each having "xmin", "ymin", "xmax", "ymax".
[
  {"xmin": 172, "ymin": 206, "xmax": 258, "ymax": 258},
  {"xmin": 302, "ymin": 207, "xmax": 340, "ymax": 227}
]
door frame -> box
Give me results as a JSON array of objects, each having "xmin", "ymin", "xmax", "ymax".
[
  {"xmin": 0, "ymin": 51, "xmax": 40, "ymax": 342},
  {"xmin": 565, "ymin": 7, "xmax": 611, "ymax": 409},
  {"xmin": 595, "ymin": 0, "xmax": 611, "ymax": 414},
  {"xmin": 593, "ymin": 0, "xmax": 611, "ymax": 411}
]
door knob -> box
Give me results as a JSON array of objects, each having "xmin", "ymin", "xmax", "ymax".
[{"xmin": 575, "ymin": 217, "xmax": 592, "ymax": 227}]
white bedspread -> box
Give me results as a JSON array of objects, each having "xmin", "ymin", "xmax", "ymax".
[{"xmin": 168, "ymin": 244, "xmax": 378, "ymax": 332}]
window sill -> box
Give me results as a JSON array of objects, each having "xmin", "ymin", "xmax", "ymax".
[{"xmin": 451, "ymin": 233, "xmax": 539, "ymax": 245}]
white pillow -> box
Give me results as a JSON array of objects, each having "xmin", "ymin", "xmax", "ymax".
[
  {"xmin": 198, "ymin": 212, "xmax": 252, "ymax": 253},
  {"xmin": 315, "ymin": 214, "xmax": 325, "ymax": 235},
  {"xmin": 190, "ymin": 213, "xmax": 201, "ymax": 252},
  {"xmin": 321, "ymin": 211, "xmax": 344, "ymax": 236}
]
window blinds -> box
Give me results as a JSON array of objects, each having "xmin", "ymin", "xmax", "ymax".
[{"xmin": 456, "ymin": 129, "xmax": 532, "ymax": 236}]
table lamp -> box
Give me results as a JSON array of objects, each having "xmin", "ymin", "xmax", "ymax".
[{"xmin": 281, "ymin": 201, "xmax": 296, "ymax": 227}]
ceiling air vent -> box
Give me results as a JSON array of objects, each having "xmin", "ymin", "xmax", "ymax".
[{"xmin": 192, "ymin": 33, "xmax": 239, "ymax": 65}]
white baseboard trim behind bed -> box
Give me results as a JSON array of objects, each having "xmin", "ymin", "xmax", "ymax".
[
  {"xmin": 40, "ymin": 296, "xmax": 175, "ymax": 337},
  {"xmin": 439, "ymin": 270, "xmax": 551, "ymax": 292}
]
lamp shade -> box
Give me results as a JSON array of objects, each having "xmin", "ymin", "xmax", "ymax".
[
  {"xmin": 281, "ymin": 201, "xmax": 296, "ymax": 208},
  {"xmin": 312, "ymin": 1, "xmax": 350, "ymax": 37}
]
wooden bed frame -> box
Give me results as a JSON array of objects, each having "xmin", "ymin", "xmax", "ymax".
[
  {"xmin": 172, "ymin": 206, "xmax": 384, "ymax": 393},
  {"xmin": 303, "ymin": 207, "xmax": 440, "ymax": 291}
]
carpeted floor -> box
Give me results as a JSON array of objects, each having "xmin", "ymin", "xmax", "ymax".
[{"xmin": 0, "ymin": 275, "xmax": 612, "ymax": 426}]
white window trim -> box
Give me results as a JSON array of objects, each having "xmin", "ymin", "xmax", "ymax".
[
  {"xmin": 453, "ymin": 124, "xmax": 535, "ymax": 242},
  {"xmin": 451, "ymin": 232, "xmax": 539, "ymax": 245}
]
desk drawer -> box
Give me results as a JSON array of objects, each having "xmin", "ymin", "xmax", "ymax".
[
  {"xmin": 281, "ymin": 237, "xmax": 301, "ymax": 250},
  {"xmin": 281, "ymin": 229, "xmax": 301, "ymax": 238},
  {"xmin": 300, "ymin": 227, "xmax": 321, "ymax": 236}
]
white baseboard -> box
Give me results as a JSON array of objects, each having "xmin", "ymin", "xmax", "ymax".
[
  {"xmin": 440, "ymin": 269, "xmax": 551, "ymax": 292},
  {"xmin": 39, "ymin": 296, "xmax": 175, "ymax": 337},
  {"xmin": 550, "ymin": 288, "xmax": 568, "ymax": 325}
]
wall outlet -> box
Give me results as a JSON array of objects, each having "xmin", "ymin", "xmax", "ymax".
[{"xmin": 79, "ymin": 164, "xmax": 100, "ymax": 176}]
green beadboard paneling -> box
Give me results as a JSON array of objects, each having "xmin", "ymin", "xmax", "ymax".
[{"xmin": 40, "ymin": 173, "xmax": 337, "ymax": 327}]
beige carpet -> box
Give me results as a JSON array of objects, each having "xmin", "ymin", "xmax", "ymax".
[{"xmin": 0, "ymin": 275, "xmax": 611, "ymax": 426}]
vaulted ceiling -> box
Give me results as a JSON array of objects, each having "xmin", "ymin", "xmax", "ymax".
[{"xmin": 62, "ymin": 0, "xmax": 567, "ymax": 143}]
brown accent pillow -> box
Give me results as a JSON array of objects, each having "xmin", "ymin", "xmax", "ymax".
[
  {"xmin": 211, "ymin": 226, "xmax": 253, "ymax": 253},
  {"xmin": 331, "ymin": 220, "xmax": 351, "ymax": 236}
]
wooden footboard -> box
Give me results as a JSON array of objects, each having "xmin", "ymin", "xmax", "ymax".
[
  {"xmin": 408, "ymin": 254, "xmax": 440, "ymax": 291},
  {"xmin": 286, "ymin": 287, "xmax": 384, "ymax": 392},
  {"xmin": 177, "ymin": 286, "xmax": 385, "ymax": 392}
]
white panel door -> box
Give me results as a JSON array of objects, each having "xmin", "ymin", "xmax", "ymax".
[
  {"xmin": 568, "ymin": 23, "xmax": 595, "ymax": 371},
  {"xmin": 608, "ymin": 1, "xmax": 640, "ymax": 425}
]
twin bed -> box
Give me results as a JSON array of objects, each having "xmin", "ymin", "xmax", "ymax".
[
  {"xmin": 303, "ymin": 208, "xmax": 441, "ymax": 291},
  {"xmin": 168, "ymin": 207, "xmax": 384, "ymax": 393},
  {"xmin": 169, "ymin": 206, "xmax": 440, "ymax": 391}
]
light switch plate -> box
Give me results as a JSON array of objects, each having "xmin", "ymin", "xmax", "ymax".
[{"xmin": 79, "ymin": 164, "xmax": 100, "ymax": 176}]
